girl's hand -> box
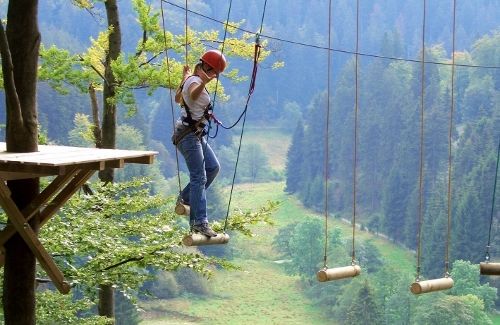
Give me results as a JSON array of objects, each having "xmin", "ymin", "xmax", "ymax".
[
  {"xmin": 182, "ymin": 65, "xmax": 191, "ymax": 80},
  {"xmin": 198, "ymin": 69, "xmax": 216, "ymax": 84}
]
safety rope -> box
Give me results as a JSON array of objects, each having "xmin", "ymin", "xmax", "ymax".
[
  {"xmin": 351, "ymin": 0, "xmax": 360, "ymax": 265},
  {"xmin": 214, "ymin": 35, "xmax": 261, "ymax": 131},
  {"xmin": 184, "ymin": 0, "xmax": 188, "ymax": 64},
  {"xmin": 205, "ymin": 0, "xmax": 233, "ymax": 140},
  {"xmin": 415, "ymin": 0, "xmax": 427, "ymax": 281},
  {"xmin": 160, "ymin": 0, "xmax": 183, "ymax": 196},
  {"xmin": 223, "ymin": 0, "xmax": 267, "ymax": 232},
  {"xmin": 322, "ymin": 0, "xmax": 333, "ymax": 269},
  {"xmin": 485, "ymin": 137, "xmax": 500, "ymax": 262},
  {"xmin": 444, "ymin": 0, "xmax": 457, "ymax": 276}
]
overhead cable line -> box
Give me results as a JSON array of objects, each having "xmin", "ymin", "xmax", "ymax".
[{"xmin": 160, "ymin": 0, "xmax": 500, "ymax": 70}]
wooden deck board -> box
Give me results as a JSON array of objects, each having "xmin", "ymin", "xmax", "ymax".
[{"xmin": 0, "ymin": 143, "xmax": 157, "ymax": 176}]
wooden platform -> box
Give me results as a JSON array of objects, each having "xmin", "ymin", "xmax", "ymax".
[
  {"xmin": 0, "ymin": 142, "xmax": 156, "ymax": 179},
  {"xmin": 0, "ymin": 143, "xmax": 157, "ymax": 293}
]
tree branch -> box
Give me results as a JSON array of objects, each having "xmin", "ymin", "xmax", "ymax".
[
  {"xmin": 138, "ymin": 51, "xmax": 163, "ymax": 68},
  {"xmin": 78, "ymin": 55, "xmax": 109, "ymax": 86},
  {"xmin": 135, "ymin": 30, "xmax": 147, "ymax": 58},
  {"xmin": 89, "ymin": 84, "xmax": 103, "ymax": 148},
  {"xmin": 0, "ymin": 21, "xmax": 23, "ymax": 129},
  {"xmin": 101, "ymin": 255, "xmax": 144, "ymax": 271}
]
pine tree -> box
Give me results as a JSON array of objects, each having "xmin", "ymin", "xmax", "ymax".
[
  {"xmin": 285, "ymin": 122, "xmax": 305, "ymax": 193},
  {"xmin": 345, "ymin": 281, "xmax": 383, "ymax": 325}
]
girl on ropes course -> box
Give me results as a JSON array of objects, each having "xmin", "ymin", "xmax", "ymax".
[{"xmin": 171, "ymin": 50, "xmax": 227, "ymax": 238}]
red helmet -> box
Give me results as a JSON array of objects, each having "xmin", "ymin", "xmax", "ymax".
[{"xmin": 200, "ymin": 50, "xmax": 227, "ymax": 74}]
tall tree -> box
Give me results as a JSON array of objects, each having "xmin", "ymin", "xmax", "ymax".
[
  {"xmin": 0, "ymin": 0, "xmax": 40, "ymax": 323},
  {"xmin": 285, "ymin": 122, "xmax": 305, "ymax": 193},
  {"xmin": 95, "ymin": 0, "xmax": 121, "ymax": 320},
  {"xmin": 345, "ymin": 281, "xmax": 383, "ymax": 325},
  {"xmin": 450, "ymin": 260, "xmax": 497, "ymax": 312},
  {"xmin": 286, "ymin": 219, "xmax": 324, "ymax": 279}
]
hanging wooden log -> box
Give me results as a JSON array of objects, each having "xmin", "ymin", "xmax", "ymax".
[
  {"xmin": 480, "ymin": 262, "xmax": 500, "ymax": 276},
  {"xmin": 410, "ymin": 277, "xmax": 454, "ymax": 294},
  {"xmin": 175, "ymin": 202, "xmax": 190, "ymax": 216},
  {"xmin": 317, "ymin": 265, "xmax": 361, "ymax": 282},
  {"xmin": 182, "ymin": 233, "xmax": 230, "ymax": 246}
]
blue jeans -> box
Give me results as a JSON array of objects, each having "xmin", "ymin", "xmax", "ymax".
[{"xmin": 177, "ymin": 132, "xmax": 220, "ymax": 226}]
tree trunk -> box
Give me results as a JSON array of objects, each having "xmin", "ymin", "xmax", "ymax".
[
  {"xmin": 97, "ymin": 0, "xmax": 122, "ymax": 320},
  {"xmin": 1, "ymin": 0, "xmax": 40, "ymax": 324},
  {"xmin": 3, "ymin": 180, "xmax": 40, "ymax": 325},
  {"xmin": 4, "ymin": 0, "xmax": 39, "ymax": 151},
  {"xmin": 98, "ymin": 0, "xmax": 121, "ymax": 184},
  {"xmin": 98, "ymin": 284, "xmax": 115, "ymax": 323}
]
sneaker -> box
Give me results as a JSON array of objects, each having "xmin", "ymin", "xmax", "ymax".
[{"xmin": 192, "ymin": 223, "xmax": 218, "ymax": 237}]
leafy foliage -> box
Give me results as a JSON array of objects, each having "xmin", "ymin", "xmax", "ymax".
[
  {"xmin": 36, "ymin": 290, "xmax": 111, "ymax": 325},
  {"xmin": 450, "ymin": 260, "xmax": 497, "ymax": 311},
  {"xmin": 413, "ymin": 294, "xmax": 493, "ymax": 325},
  {"xmin": 273, "ymin": 218, "xmax": 344, "ymax": 279},
  {"xmin": 38, "ymin": 178, "xmax": 277, "ymax": 313}
]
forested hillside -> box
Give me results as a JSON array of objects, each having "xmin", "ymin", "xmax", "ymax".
[
  {"xmin": 0, "ymin": 0, "xmax": 498, "ymax": 324},
  {"xmin": 285, "ymin": 31, "xmax": 500, "ymax": 279}
]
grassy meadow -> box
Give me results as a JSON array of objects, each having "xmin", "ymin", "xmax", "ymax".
[{"xmin": 240, "ymin": 127, "xmax": 291, "ymax": 172}]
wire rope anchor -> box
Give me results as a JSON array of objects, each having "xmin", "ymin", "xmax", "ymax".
[{"xmin": 255, "ymin": 32, "xmax": 261, "ymax": 46}]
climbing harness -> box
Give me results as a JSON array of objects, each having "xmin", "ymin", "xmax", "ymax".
[{"xmin": 171, "ymin": 75, "xmax": 217, "ymax": 146}]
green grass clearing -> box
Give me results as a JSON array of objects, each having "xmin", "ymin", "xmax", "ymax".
[
  {"xmin": 240, "ymin": 128, "xmax": 291, "ymax": 172},
  {"xmin": 492, "ymin": 313, "xmax": 500, "ymax": 325}
]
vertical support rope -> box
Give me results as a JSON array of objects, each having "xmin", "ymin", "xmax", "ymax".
[
  {"xmin": 204, "ymin": 0, "xmax": 233, "ymax": 140},
  {"xmin": 184, "ymin": 0, "xmax": 188, "ymax": 64},
  {"xmin": 160, "ymin": 0, "xmax": 182, "ymax": 194},
  {"xmin": 323, "ymin": 0, "xmax": 333, "ymax": 269},
  {"xmin": 223, "ymin": 0, "xmax": 267, "ymax": 232},
  {"xmin": 209, "ymin": 0, "xmax": 233, "ymax": 111},
  {"xmin": 351, "ymin": 0, "xmax": 360, "ymax": 265},
  {"xmin": 486, "ymin": 137, "xmax": 500, "ymax": 261},
  {"xmin": 214, "ymin": 0, "xmax": 234, "ymax": 232},
  {"xmin": 416, "ymin": 0, "xmax": 427, "ymax": 281},
  {"xmin": 444, "ymin": 0, "xmax": 457, "ymax": 276}
]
